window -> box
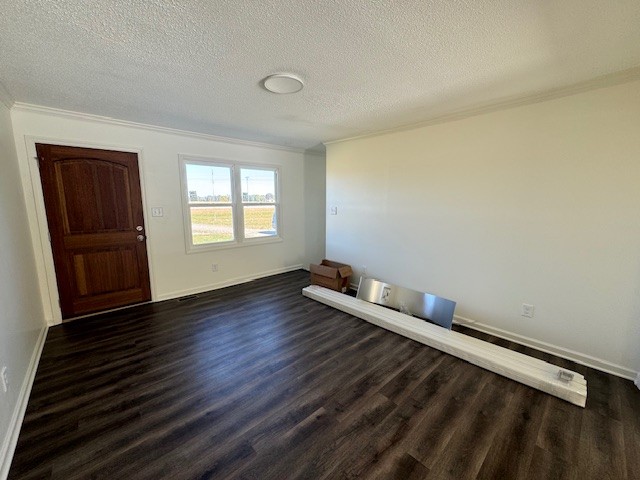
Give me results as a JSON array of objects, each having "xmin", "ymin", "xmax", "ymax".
[{"xmin": 180, "ymin": 157, "xmax": 280, "ymax": 252}]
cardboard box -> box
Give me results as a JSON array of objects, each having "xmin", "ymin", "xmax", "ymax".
[{"xmin": 310, "ymin": 259, "xmax": 353, "ymax": 293}]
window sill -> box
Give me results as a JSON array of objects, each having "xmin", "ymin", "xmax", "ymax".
[{"xmin": 185, "ymin": 236, "xmax": 283, "ymax": 254}]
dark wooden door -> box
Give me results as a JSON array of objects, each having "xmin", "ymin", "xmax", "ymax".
[{"xmin": 36, "ymin": 144, "xmax": 152, "ymax": 319}]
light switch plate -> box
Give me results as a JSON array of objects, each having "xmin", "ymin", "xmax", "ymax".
[{"xmin": 151, "ymin": 207, "xmax": 164, "ymax": 217}]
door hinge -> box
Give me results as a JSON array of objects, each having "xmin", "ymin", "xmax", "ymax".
[{"xmin": 48, "ymin": 231, "xmax": 51, "ymax": 243}]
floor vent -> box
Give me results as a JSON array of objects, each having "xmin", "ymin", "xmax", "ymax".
[{"xmin": 177, "ymin": 295, "xmax": 200, "ymax": 302}]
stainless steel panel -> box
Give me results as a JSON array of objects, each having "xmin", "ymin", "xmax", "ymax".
[{"xmin": 356, "ymin": 277, "xmax": 456, "ymax": 329}]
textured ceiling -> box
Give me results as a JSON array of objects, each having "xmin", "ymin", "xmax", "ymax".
[{"xmin": 1, "ymin": 0, "xmax": 639, "ymax": 151}]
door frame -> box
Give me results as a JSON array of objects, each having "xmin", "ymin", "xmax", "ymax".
[{"xmin": 21, "ymin": 136, "xmax": 157, "ymax": 325}]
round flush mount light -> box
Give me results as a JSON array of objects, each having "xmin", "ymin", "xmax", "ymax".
[{"xmin": 262, "ymin": 73, "xmax": 304, "ymax": 94}]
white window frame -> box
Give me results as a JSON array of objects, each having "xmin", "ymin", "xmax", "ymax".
[{"xmin": 179, "ymin": 155, "xmax": 282, "ymax": 253}]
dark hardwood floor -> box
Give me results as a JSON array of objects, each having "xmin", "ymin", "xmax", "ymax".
[{"xmin": 9, "ymin": 270, "xmax": 639, "ymax": 479}]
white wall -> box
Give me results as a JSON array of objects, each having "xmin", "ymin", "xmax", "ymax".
[
  {"xmin": 326, "ymin": 79, "xmax": 640, "ymax": 378},
  {"xmin": 10, "ymin": 106, "xmax": 326, "ymax": 325},
  {"xmin": 304, "ymin": 152, "xmax": 326, "ymax": 265},
  {"xmin": 0, "ymin": 101, "xmax": 47, "ymax": 476}
]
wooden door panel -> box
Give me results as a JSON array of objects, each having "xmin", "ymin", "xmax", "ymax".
[
  {"xmin": 63, "ymin": 232, "xmax": 137, "ymax": 249},
  {"xmin": 55, "ymin": 159, "xmax": 133, "ymax": 233},
  {"xmin": 72, "ymin": 248, "xmax": 140, "ymax": 296},
  {"xmin": 37, "ymin": 144, "xmax": 151, "ymax": 319}
]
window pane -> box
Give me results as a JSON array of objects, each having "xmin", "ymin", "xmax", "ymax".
[
  {"xmin": 186, "ymin": 164, "xmax": 233, "ymax": 203},
  {"xmin": 190, "ymin": 206, "xmax": 234, "ymax": 244},
  {"xmin": 239, "ymin": 168, "xmax": 276, "ymax": 203},
  {"xmin": 243, "ymin": 205, "xmax": 277, "ymax": 238}
]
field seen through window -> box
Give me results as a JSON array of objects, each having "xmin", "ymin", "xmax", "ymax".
[{"xmin": 190, "ymin": 205, "xmax": 276, "ymax": 244}]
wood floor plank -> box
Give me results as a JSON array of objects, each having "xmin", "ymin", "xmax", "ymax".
[
  {"xmin": 237, "ymin": 393, "xmax": 398, "ymax": 480},
  {"xmin": 577, "ymin": 409, "xmax": 627, "ymax": 480},
  {"xmin": 406, "ymin": 363, "xmax": 492, "ymax": 469},
  {"xmin": 322, "ymin": 355, "xmax": 480, "ymax": 480},
  {"xmin": 475, "ymin": 385, "xmax": 547, "ymax": 480},
  {"xmin": 423, "ymin": 375, "xmax": 515, "ymax": 480},
  {"xmin": 52, "ymin": 325, "xmax": 383, "ymax": 478},
  {"xmin": 371, "ymin": 453, "xmax": 430, "ymax": 480},
  {"xmin": 526, "ymin": 446, "xmax": 578, "ymax": 480},
  {"xmin": 378, "ymin": 345, "xmax": 445, "ymax": 405},
  {"xmin": 583, "ymin": 368, "xmax": 622, "ymax": 421},
  {"xmin": 535, "ymin": 392, "xmax": 584, "ymax": 465},
  {"xmin": 120, "ymin": 334, "xmax": 400, "ymax": 480},
  {"xmin": 8, "ymin": 270, "xmax": 640, "ymax": 480},
  {"xmin": 617, "ymin": 376, "xmax": 640, "ymax": 480}
]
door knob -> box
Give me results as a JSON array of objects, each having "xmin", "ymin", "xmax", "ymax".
[
  {"xmin": 136, "ymin": 226, "xmax": 143, "ymax": 231},
  {"xmin": 137, "ymin": 235, "xmax": 145, "ymax": 242}
]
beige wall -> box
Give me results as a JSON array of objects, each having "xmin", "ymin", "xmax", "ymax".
[
  {"xmin": 304, "ymin": 152, "xmax": 326, "ymax": 265},
  {"xmin": 326, "ymin": 80, "xmax": 640, "ymax": 377},
  {"xmin": 10, "ymin": 106, "xmax": 326, "ymax": 325},
  {"xmin": 0, "ymin": 101, "xmax": 47, "ymax": 476}
]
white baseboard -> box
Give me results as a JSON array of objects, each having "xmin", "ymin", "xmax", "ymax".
[
  {"xmin": 453, "ymin": 315, "xmax": 637, "ymax": 380},
  {"xmin": 0, "ymin": 326, "xmax": 48, "ymax": 480},
  {"xmin": 156, "ymin": 264, "xmax": 304, "ymax": 301}
]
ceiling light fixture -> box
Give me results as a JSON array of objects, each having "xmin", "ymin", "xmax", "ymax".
[{"xmin": 262, "ymin": 73, "xmax": 304, "ymax": 94}]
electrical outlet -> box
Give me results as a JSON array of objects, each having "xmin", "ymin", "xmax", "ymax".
[
  {"xmin": 522, "ymin": 303, "xmax": 535, "ymax": 318},
  {"xmin": 211, "ymin": 263, "xmax": 218, "ymax": 272},
  {"xmin": 1, "ymin": 366, "xmax": 8, "ymax": 393}
]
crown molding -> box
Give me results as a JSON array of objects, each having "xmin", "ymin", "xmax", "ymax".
[
  {"xmin": 303, "ymin": 150, "xmax": 326, "ymax": 158},
  {"xmin": 0, "ymin": 81, "xmax": 14, "ymax": 109},
  {"xmin": 10, "ymin": 103, "xmax": 309, "ymax": 154},
  {"xmin": 325, "ymin": 66, "xmax": 640, "ymax": 147}
]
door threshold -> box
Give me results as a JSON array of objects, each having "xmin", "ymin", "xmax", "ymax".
[{"xmin": 62, "ymin": 301, "xmax": 153, "ymax": 323}]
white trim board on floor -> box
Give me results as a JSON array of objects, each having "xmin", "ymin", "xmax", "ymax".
[
  {"xmin": 303, "ymin": 285, "xmax": 587, "ymax": 407},
  {"xmin": 346, "ymin": 281, "xmax": 636, "ymax": 380},
  {"xmin": 452, "ymin": 315, "xmax": 636, "ymax": 380}
]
